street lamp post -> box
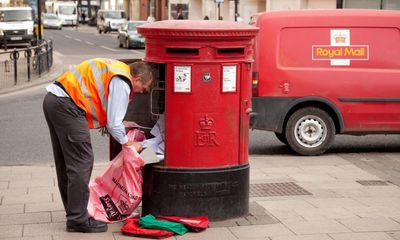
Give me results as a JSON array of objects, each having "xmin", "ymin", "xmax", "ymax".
[
  {"xmin": 215, "ymin": 0, "xmax": 223, "ymax": 20},
  {"xmin": 37, "ymin": 0, "xmax": 42, "ymax": 41},
  {"xmin": 218, "ymin": 2, "xmax": 220, "ymax": 19},
  {"xmin": 234, "ymin": 0, "xmax": 238, "ymax": 21}
]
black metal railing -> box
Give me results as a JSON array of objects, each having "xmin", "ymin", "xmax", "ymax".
[{"xmin": 0, "ymin": 40, "xmax": 53, "ymax": 90}]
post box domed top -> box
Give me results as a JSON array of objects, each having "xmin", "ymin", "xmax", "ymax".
[{"xmin": 137, "ymin": 20, "xmax": 258, "ymax": 39}]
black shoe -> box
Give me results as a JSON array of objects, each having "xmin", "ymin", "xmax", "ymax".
[{"xmin": 66, "ymin": 218, "xmax": 108, "ymax": 233}]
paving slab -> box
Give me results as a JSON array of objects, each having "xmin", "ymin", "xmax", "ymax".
[
  {"xmin": 0, "ymin": 189, "xmax": 27, "ymax": 197},
  {"xmin": 2, "ymin": 193, "xmax": 52, "ymax": 205},
  {"xmin": 271, "ymin": 234, "xmax": 333, "ymax": 240},
  {"xmin": 295, "ymin": 207, "xmax": 357, "ymax": 220},
  {"xmin": 0, "ymin": 212, "xmax": 50, "ymax": 225},
  {"xmin": 337, "ymin": 217, "xmax": 400, "ymax": 232},
  {"xmin": 0, "ymin": 237, "xmax": 52, "ymax": 240},
  {"xmin": 52, "ymin": 232, "xmax": 117, "ymax": 240},
  {"xmin": 329, "ymin": 232, "xmax": 394, "ymax": 240},
  {"xmin": 23, "ymin": 222, "xmax": 68, "ymax": 237},
  {"xmin": 51, "ymin": 211, "xmax": 66, "ymax": 223},
  {"xmin": 9, "ymin": 179, "xmax": 55, "ymax": 189},
  {"xmin": 260, "ymin": 167, "xmax": 305, "ymax": 175},
  {"xmin": 176, "ymin": 227, "xmax": 238, "ymax": 240},
  {"xmin": 288, "ymin": 173, "xmax": 337, "ymax": 182},
  {"xmin": 257, "ymin": 199, "xmax": 316, "ymax": 211},
  {"xmin": 27, "ymin": 186, "xmax": 59, "ymax": 195},
  {"xmin": 229, "ymin": 224, "xmax": 294, "ymax": 238},
  {"xmin": 0, "ymin": 181, "xmax": 9, "ymax": 190},
  {"xmin": 353, "ymin": 197, "xmax": 400, "ymax": 208},
  {"xmin": 266, "ymin": 209, "xmax": 305, "ymax": 222},
  {"xmin": 345, "ymin": 206, "xmax": 400, "ymax": 218},
  {"xmin": 25, "ymin": 201, "xmax": 64, "ymax": 213},
  {"xmin": 0, "ymin": 204, "xmax": 24, "ymax": 215},
  {"xmin": 0, "ymin": 224, "xmax": 23, "ymax": 238},
  {"xmin": 282, "ymin": 219, "xmax": 351, "ymax": 234},
  {"xmin": 304, "ymin": 198, "xmax": 367, "ymax": 208},
  {"xmin": 388, "ymin": 231, "xmax": 400, "ymax": 240}
]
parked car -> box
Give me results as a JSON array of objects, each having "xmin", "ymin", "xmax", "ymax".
[
  {"xmin": 97, "ymin": 9, "xmax": 126, "ymax": 34},
  {"xmin": 43, "ymin": 13, "xmax": 62, "ymax": 30},
  {"xmin": 118, "ymin": 21, "xmax": 146, "ymax": 49}
]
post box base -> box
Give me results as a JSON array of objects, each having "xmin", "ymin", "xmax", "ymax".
[{"xmin": 142, "ymin": 164, "xmax": 249, "ymax": 221}]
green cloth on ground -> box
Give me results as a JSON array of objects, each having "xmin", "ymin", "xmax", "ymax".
[{"xmin": 140, "ymin": 214, "xmax": 189, "ymax": 235}]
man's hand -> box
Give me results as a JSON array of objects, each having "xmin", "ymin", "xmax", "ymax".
[{"xmin": 123, "ymin": 141, "xmax": 143, "ymax": 153}]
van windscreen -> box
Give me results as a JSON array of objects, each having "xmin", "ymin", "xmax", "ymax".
[
  {"xmin": 0, "ymin": 10, "xmax": 33, "ymax": 22},
  {"xmin": 58, "ymin": 6, "xmax": 76, "ymax": 15},
  {"xmin": 104, "ymin": 11, "xmax": 124, "ymax": 19}
]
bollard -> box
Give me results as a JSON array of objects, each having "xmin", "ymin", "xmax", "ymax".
[
  {"xmin": 25, "ymin": 48, "xmax": 32, "ymax": 82},
  {"xmin": 35, "ymin": 45, "xmax": 42, "ymax": 77},
  {"xmin": 48, "ymin": 41, "xmax": 53, "ymax": 67},
  {"xmin": 4, "ymin": 32, "xmax": 8, "ymax": 51},
  {"xmin": 10, "ymin": 49, "xmax": 19, "ymax": 85},
  {"xmin": 45, "ymin": 42, "xmax": 49, "ymax": 71}
]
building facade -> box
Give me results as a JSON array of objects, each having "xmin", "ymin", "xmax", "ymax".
[
  {"xmin": 133, "ymin": 0, "xmax": 399, "ymax": 23},
  {"xmin": 1, "ymin": 0, "xmax": 399, "ymax": 23}
]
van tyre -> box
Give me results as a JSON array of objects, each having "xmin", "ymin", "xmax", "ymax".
[{"xmin": 285, "ymin": 107, "xmax": 335, "ymax": 156}]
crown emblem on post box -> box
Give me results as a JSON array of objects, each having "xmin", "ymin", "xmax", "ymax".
[
  {"xmin": 334, "ymin": 33, "xmax": 347, "ymax": 44},
  {"xmin": 199, "ymin": 115, "xmax": 214, "ymax": 130}
]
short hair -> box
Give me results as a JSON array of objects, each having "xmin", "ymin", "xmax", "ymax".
[{"xmin": 129, "ymin": 61, "xmax": 154, "ymax": 84}]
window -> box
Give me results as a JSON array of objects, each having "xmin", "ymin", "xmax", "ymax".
[
  {"xmin": 343, "ymin": 0, "xmax": 400, "ymax": 10},
  {"xmin": 383, "ymin": 0, "xmax": 400, "ymax": 10},
  {"xmin": 344, "ymin": 0, "xmax": 380, "ymax": 9}
]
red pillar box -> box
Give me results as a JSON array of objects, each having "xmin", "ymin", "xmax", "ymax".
[{"xmin": 138, "ymin": 20, "xmax": 258, "ymax": 220}]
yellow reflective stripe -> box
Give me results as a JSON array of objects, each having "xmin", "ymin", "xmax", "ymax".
[
  {"xmin": 88, "ymin": 60, "xmax": 108, "ymax": 114},
  {"xmin": 70, "ymin": 68, "xmax": 90, "ymax": 98},
  {"xmin": 72, "ymin": 64, "xmax": 100, "ymax": 128}
]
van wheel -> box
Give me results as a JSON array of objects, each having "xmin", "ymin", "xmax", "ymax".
[
  {"xmin": 98, "ymin": 29, "xmax": 102, "ymax": 34},
  {"xmin": 285, "ymin": 107, "xmax": 335, "ymax": 156},
  {"xmin": 274, "ymin": 132, "xmax": 287, "ymax": 145}
]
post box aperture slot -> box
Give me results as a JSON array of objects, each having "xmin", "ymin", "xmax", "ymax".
[
  {"xmin": 166, "ymin": 48, "xmax": 199, "ymax": 57},
  {"xmin": 217, "ymin": 48, "xmax": 245, "ymax": 58}
]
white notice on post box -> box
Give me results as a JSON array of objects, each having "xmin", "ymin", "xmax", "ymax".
[
  {"xmin": 174, "ymin": 66, "xmax": 191, "ymax": 93},
  {"xmin": 222, "ymin": 65, "xmax": 237, "ymax": 92}
]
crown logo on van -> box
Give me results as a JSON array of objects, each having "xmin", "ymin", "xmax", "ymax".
[{"xmin": 334, "ymin": 33, "xmax": 346, "ymax": 44}]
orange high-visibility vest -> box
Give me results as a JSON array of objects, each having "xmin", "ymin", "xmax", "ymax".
[{"xmin": 56, "ymin": 58, "xmax": 134, "ymax": 129}]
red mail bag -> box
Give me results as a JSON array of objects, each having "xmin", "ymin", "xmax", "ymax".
[{"xmin": 87, "ymin": 130, "xmax": 144, "ymax": 223}]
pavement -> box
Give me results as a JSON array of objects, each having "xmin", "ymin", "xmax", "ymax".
[{"xmin": 2, "ymin": 153, "xmax": 400, "ymax": 240}]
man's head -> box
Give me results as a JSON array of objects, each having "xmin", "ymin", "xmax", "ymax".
[{"xmin": 129, "ymin": 61, "xmax": 154, "ymax": 93}]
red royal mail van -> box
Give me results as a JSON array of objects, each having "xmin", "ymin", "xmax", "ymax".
[{"xmin": 250, "ymin": 10, "xmax": 400, "ymax": 156}]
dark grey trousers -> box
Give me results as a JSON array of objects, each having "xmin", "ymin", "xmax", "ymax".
[{"xmin": 43, "ymin": 92, "xmax": 93, "ymax": 226}]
